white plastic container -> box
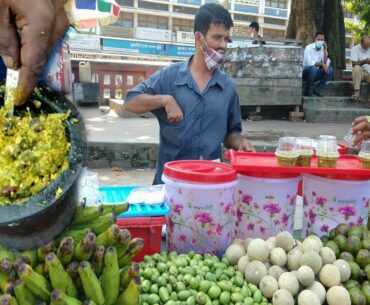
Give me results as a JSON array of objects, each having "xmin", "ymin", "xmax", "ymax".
[
  {"xmin": 302, "ymin": 174, "xmax": 370, "ymax": 237},
  {"xmin": 235, "ymin": 173, "xmax": 300, "ymax": 239},
  {"xmin": 163, "ymin": 160, "xmax": 238, "ymax": 257}
]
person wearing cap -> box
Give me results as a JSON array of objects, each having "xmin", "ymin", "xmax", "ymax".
[
  {"xmin": 350, "ymin": 35, "xmax": 370, "ymax": 100},
  {"xmin": 0, "ymin": 0, "xmax": 69, "ymax": 106},
  {"xmin": 124, "ymin": 3, "xmax": 255, "ymax": 184},
  {"xmin": 249, "ymin": 21, "xmax": 266, "ymax": 45},
  {"xmin": 302, "ymin": 31, "xmax": 333, "ymax": 97},
  {"xmin": 352, "ymin": 116, "xmax": 370, "ymax": 147}
]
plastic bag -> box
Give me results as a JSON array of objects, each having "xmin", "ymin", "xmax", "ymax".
[
  {"xmin": 77, "ymin": 167, "xmax": 100, "ymax": 205},
  {"xmin": 126, "ymin": 185, "xmax": 164, "ymax": 205}
]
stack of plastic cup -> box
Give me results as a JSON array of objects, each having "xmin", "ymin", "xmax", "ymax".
[
  {"xmin": 275, "ymin": 137, "xmax": 299, "ymax": 166},
  {"xmin": 359, "ymin": 141, "xmax": 370, "ymax": 169},
  {"xmin": 296, "ymin": 137, "xmax": 314, "ymax": 167},
  {"xmin": 316, "ymin": 135, "xmax": 339, "ymax": 168}
]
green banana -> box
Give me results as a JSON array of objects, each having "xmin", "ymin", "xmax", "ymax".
[
  {"xmin": 34, "ymin": 264, "xmax": 48, "ymax": 278},
  {"xmin": 73, "ymin": 233, "xmax": 96, "ymax": 261},
  {"xmin": 0, "ymin": 271, "xmax": 15, "ymax": 294},
  {"xmin": 14, "ymin": 279, "xmax": 37, "ymax": 305},
  {"xmin": 119, "ymin": 263, "xmax": 139, "ymax": 290},
  {"xmin": 73, "ymin": 213, "xmax": 117, "ymax": 236},
  {"xmin": 20, "ymin": 249, "xmax": 37, "ymax": 267},
  {"xmin": 82, "ymin": 300, "xmax": 97, "ymax": 305},
  {"xmin": 95, "ymin": 225, "xmax": 120, "ymax": 247},
  {"xmin": 17, "ymin": 263, "xmax": 50, "ymax": 301},
  {"xmin": 50, "ymin": 289, "xmax": 82, "ymax": 305},
  {"xmin": 91, "ymin": 246, "xmax": 105, "ymax": 278},
  {"xmin": 78, "ymin": 261, "xmax": 105, "ymax": 305},
  {"xmin": 115, "ymin": 229, "xmax": 131, "ymax": 259},
  {"xmin": 0, "ymin": 250, "xmax": 14, "ymax": 274},
  {"xmin": 37, "ymin": 241, "xmax": 55, "ymax": 263},
  {"xmin": 14, "ymin": 257, "xmax": 29, "ymax": 274},
  {"xmin": 114, "ymin": 277, "xmax": 140, "ymax": 305},
  {"xmin": 66, "ymin": 262, "xmax": 83, "ymax": 292},
  {"xmin": 45, "ymin": 253, "xmax": 77, "ymax": 298},
  {"xmin": 0, "ymin": 294, "xmax": 19, "ymax": 305},
  {"xmin": 58, "ymin": 229, "xmax": 92, "ymax": 244},
  {"xmin": 56, "ymin": 237, "xmax": 75, "ymax": 266},
  {"xmin": 117, "ymin": 238, "xmax": 144, "ymax": 267},
  {"xmin": 101, "ymin": 202, "xmax": 129, "ymax": 216},
  {"xmin": 101, "ymin": 247, "xmax": 119, "ymax": 305},
  {"xmin": 71, "ymin": 205, "xmax": 104, "ymax": 226}
]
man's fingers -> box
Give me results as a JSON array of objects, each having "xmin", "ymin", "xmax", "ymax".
[
  {"xmin": 352, "ymin": 121, "xmax": 370, "ymax": 134},
  {"xmin": 0, "ymin": 3, "xmax": 20, "ymax": 69},
  {"xmin": 353, "ymin": 132, "xmax": 370, "ymax": 148},
  {"xmin": 352, "ymin": 116, "xmax": 367, "ymax": 126}
]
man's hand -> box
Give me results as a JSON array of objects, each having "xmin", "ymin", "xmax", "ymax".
[
  {"xmin": 163, "ymin": 95, "xmax": 184, "ymax": 123},
  {"xmin": 0, "ymin": 0, "xmax": 69, "ymax": 105},
  {"xmin": 224, "ymin": 134, "xmax": 255, "ymax": 152},
  {"xmin": 352, "ymin": 116, "xmax": 370, "ymax": 147},
  {"xmin": 322, "ymin": 63, "xmax": 329, "ymax": 74}
]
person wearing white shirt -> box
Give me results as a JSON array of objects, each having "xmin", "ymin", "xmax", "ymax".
[
  {"xmin": 350, "ymin": 35, "xmax": 370, "ymax": 100},
  {"xmin": 302, "ymin": 31, "xmax": 333, "ymax": 97}
]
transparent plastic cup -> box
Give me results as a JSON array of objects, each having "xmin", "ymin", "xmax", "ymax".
[
  {"xmin": 316, "ymin": 138, "xmax": 339, "ymax": 168},
  {"xmin": 343, "ymin": 128, "xmax": 356, "ymax": 146},
  {"xmin": 275, "ymin": 137, "xmax": 298, "ymax": 167},
  {"xmin": 359, "ymin": 140, "xmax": 370, "ymax": 169},
  {"xmin": 319, "ymin": 135, "xmax": 337, "ymax": 141},
  {"xmin": 296, "ymin": 137, "xmax": 314, "ymax": 167}
]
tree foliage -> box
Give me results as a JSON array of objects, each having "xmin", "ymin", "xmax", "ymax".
[{"xmin": 344, "ymin": 0, "xmax": 370, "ymax": 41}]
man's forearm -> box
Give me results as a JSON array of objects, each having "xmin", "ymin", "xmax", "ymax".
[
  {"xmin": 352, "ymin": 59, "xmax": 368, "ymax": 67},
  {"xmin": 124, "ymin": 94, "xmax": 167, "ymax": 114}
]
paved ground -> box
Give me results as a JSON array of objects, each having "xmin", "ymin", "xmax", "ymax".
[{"xmin": 78, "ymin": 104, "xmax": 351, "ymax": 147}]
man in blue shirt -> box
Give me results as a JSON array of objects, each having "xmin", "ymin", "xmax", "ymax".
[{"xmin": 124, "ymin": 3, "xmax": 255, "ymax": 184}]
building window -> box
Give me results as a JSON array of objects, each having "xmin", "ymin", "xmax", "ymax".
[
  {"xmin": 104, "ymin": 74, "xmax": 111, "ymax": 85},
  {"xmin": 115, "ymin": 89, "xmax": 123, "ymax": 99},
  {"xmin": 172, "ymin": 18, "xmax": 193, "ymax": 32},
  {"xmin": 264, "ymin": 17, "xmax": 286, "ymax": 26},
  {"xmin": 92, "ymin": 74, "xmax": 99, "ymax": 83},
  {"xmin": 265, "ymin": 0, "xmax": 287, "ymax": 9},
  {"xmin": 114, "ymin": 12, "xmax": 134, "ymax": 28},
  {"xmin": 138, "ymin": 1, "xmax": 169, "ymax": 12},
  {"xmin": 127, "ymin": 75, "xmax": 134, "ymax": 86},
  {"xmin": 103, "ymin": 88, "xmax": 111, "ymax": 99},
  {"xmin": 138, "ymin": 14, "xmax": 168, "ymax": 29},
  {"xmin": 173, "ymin": 5, "xmax": 198, "ymax": 15},
  {"xmin": 116, "ymin": 0, "xmax": 134, "ymax": 7},
  {"xmin": 234, "ymin": 14, "xmax": 257, "ymax": 23},
  {"xmin": 263, "ymin": 28, "xmax": 285, "ymax": 38}
]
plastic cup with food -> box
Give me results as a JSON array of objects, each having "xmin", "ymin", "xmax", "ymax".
[
  {"xmin": 359, "ymin": 140, "xmax": 370, "ymax": 169},
  {"xmin": 275, "ymin": 137, "xmax": 298, "ymax": 166},
  {"xmin": 296, "ymin": 137, "xmax": 314, "ymax": 167},
  {"xmin": 316, "ymin": 137, "xmax": 339, "ymax": 168}
]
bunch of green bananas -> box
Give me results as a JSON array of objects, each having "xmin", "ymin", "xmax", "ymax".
[{"xmin": 0, "ymin": 202, "xmax": 144, "ymax": 305}]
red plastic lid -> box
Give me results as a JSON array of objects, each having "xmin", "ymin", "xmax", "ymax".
[
  {"xmin": 163, "ymin": 160, "xmax": 237, "ymax": 183},
  {"xmin": 337, "ymin": 143, "xmax": 349, "ymax": 154}
]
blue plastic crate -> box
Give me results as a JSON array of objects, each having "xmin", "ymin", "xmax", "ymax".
[{"xmin": 99, "ymin": 186, "xmax": 170, "ymax": 218}]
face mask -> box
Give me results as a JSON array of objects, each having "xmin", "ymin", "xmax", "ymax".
[
  {"xmin": 315, "ymin": 40, "xmax": 324, "ymax": 49},
  {"xmin": 199, "ymin": 34, "xmax": 225, "ymax": 71}
]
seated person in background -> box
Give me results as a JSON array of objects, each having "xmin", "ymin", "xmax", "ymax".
[
  {"xmin": 249, "ymin": 21, "xmax": 266, "ymax": 45},
  {"xmin": 352, "ymin": 116, "xmax": 370, "ymax": 147},
  {"xmin": 302, "ymin": 31, "xmax": 333, "ymax": 97},
  {"xmin": 350, "ymin": 35, "xmax": 370, "ymax": 100}
]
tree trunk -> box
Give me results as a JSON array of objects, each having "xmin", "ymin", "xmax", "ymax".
[
  {"xmin": 286, "ymin": 0, "xmax": 346, "ymax": 79},
  {"xmin": 323, "ymin": 0, "xmax": 346, "ymax": 79}
]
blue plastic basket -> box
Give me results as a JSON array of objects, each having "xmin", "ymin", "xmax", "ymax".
[{"xmin": 98, "ymin": 186, "xmax": 170, "ymax": 218}]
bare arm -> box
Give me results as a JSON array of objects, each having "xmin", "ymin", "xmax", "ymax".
[
  {"xmin": 223, "ymin": 133, "xmax": 255, "ymax": 152},
  {"xmin": 124, "ymin": 94, "xmax": 184, "ymax": 123},
  {"xmin": 352, "ymin": 58, "xmax": 370, "ymax": 67}
]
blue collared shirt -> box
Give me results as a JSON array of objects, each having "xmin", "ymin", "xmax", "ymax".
[{"xmin": 125, "ymin": 57, "xmax": 242, "ymax": 184}]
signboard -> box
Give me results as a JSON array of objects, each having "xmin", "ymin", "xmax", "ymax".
[
  {"xmin": 102, "ymin": 39, "xmax": 166, "ymax": 55},
  {"xmin": 166, "ymin": 45, "xmax": 195, "ymax": 57},
  {"xmin": 176, "ymin": 31, "xmax": 194, "ymax": 44},
  {"xmin": 68, "ymin": 34, "xmax": 101, "ymax": 50},
  {"xmin": 135, "ymin": 27, "xmax": 172, "ymax": 42}
]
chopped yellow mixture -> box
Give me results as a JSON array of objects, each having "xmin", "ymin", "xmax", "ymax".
[{"xmin": 0, "ymin": 103, "xmax": 70, "ymax": 204}]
